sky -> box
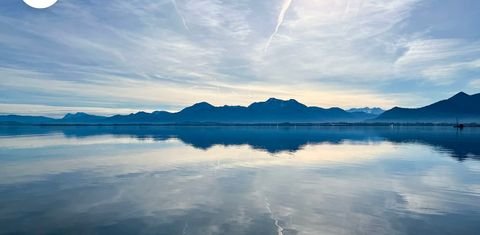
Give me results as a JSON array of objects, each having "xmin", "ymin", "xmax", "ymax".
[{"xmin": 0, "ymin": 0, "xmax": 479, "ymax": 117}]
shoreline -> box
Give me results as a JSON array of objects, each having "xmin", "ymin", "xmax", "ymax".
[{"xmin": 1, "ymin": 122, "xmax": 479, "ymax": 127}]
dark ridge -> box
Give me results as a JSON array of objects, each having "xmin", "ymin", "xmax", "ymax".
[
  {"xmin": 375, "ymin": 92, "xmax": 480, "ymax": 123},
  {"xmin": 1, "ymin": 92, "xmax": 479, "ymax": 125}
]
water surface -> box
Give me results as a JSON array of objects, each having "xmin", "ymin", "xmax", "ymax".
[{"xmin": 0, "ymin": 126, "xmax": 479, "ymax": 235}]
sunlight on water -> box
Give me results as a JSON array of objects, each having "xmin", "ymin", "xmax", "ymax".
[{"xmin": 0, "ymin": 126, "xmax": 479, "ymax": 234}]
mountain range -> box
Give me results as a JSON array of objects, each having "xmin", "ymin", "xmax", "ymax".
[
  {"xmin": 0, "ymin": 92, "xmax": 479, "ymax": 124},
  {"xmin": 374, "ymin": 92, "xmax": 480, "ymax": 123},
  {"xmin": 347, "ymin": 107, "xmax": 384, "ymax": 115}
]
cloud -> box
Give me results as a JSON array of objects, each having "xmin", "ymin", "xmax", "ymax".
[
  {"xmin": 395, "ymin": 39, "xmax": 480, "ymax": 84},
  {"xmin": 0, "ymin": 0, "xmax": 480, "ymax": 115},
  {"xmin": 253, "ymin": 0, "xmax": 421, "ymax": 82},
  {"xmin": 420, "ymin": 59, "xmax": 480, "ymax": 84},
  {"xmin": 470, "ymin": 79, "xmax": 480, "ymax": 89}
]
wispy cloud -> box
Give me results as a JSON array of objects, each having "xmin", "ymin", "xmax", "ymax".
[
  {"xmin": 0, "ymin": 0, "xmax": 479, "ymax": 115},
  {"xmin": 470, "ymin": 79, "xmax": 480, "ymax": 89},
  {"xmin": 395, "ymin": 39, "xmax": 480, "ymax": 84}
]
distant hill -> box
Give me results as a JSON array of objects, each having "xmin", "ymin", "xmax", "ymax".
[
  {"xmin": 0, "ymin": 98, "xmax": 376, "ymax": 124},
  {"xmin": 62, "ymin": 112, "xmax": 107, "ymax": 123},
  {"xmin": 347, "ymin": 107, "xmax": 384, "ymax": 115},
  {"xmin": 375, "ymin": 92, "xmax": 480, "ymax": 123},
  {"xmin": 2, "ymin": 93, "xmax": 479, "ymax": 125},
  {"xmin": 0, "ymin": 115, "xmax": 55, "ymax": 124},
  {"xmin": 103, "ymin": 98, "xmax": 375, "ymax": 124}
]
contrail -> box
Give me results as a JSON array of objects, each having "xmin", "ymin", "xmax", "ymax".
[
  {"xmin": 172, "ymin": 0, "xmax": 189, "ymax": 30},
  {"xmin": 264, "ymin": 0, "xmax": 293, "ymax": 53}
]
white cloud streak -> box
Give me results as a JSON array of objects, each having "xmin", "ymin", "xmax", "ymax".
[{"xmin": 264, "ymin": 0, "xmax": 293, "ymax": 53}]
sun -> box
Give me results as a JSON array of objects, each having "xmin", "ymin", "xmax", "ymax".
[{"xmin": 23, "ymin": 0, "xmax": 58, "ymax": 9}]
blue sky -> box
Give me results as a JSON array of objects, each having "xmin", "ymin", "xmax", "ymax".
[{"xmin": 1, "ymin": 0, "xmax": 479, "ymax": 117}]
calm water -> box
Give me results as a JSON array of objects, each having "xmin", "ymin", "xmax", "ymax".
[{"xmin": 0, "ymin": 126, "xmax": 479, "ymax": 235}]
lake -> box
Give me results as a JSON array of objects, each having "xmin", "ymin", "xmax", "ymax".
[{"xmin": 0, "ymin": 126, "xmax": 479, "ymax": 235}]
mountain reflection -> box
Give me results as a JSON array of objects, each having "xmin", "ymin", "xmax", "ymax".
[{"xmin": 1, "ymin": 126, "xmax": 479, "ymax": 161}]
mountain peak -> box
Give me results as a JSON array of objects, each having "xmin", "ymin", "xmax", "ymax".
[
  {"xmin": 376, "ymin": 91, "xmax": 480, "ymax": 122},
  {"xmin": 192, "ymin": 102, "xmax": 214, "ymax": 108},
  {"xmin": 62, "ymin": 112, "xmax": 105, "ymax": 121},
  {"xmin": 63, "ymin": 112, "xmax": 89, "ymax": 119},
  {"xmin": 249, "ymin": 98, "xmax": 307, "ymax": 109},
  {"xmin": 347, "ymin": 107, "xmax": 385, "ymax": 115},
  {"xmin": 451, "ymin": 91, "xmax": 469, "ymax": 99},
  {"xmin": 180, "ymin": 102, "xmax": 215, "ymax": 113},
  {"xmin": 265, "ymin": 98, "xmax": 300, "ymax": 103},
  {"xmin": 265, "ymin": 97, "xmax": 285, "ymax": 103},
  {"xmin": 447, "ymin": 92, "xmax": 471, "ymax": 102}
]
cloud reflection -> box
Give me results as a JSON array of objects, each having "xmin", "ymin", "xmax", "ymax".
[{"xmin": 0, "ymin": 127, "xmax": 479, "ymax": 234}]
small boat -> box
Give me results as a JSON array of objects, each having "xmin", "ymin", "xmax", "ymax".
[
  {"xmin": 454, "ymin": 123, "xmax": 465, "ymax": 129},
  {"xmin": 454, "ymin": 118, "xmax": 465, "ymax": 129}
]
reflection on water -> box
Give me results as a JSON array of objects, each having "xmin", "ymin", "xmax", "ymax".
[{"xmin": 0, "ymin": 126, "xmax": 479, "ymax": 234}]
